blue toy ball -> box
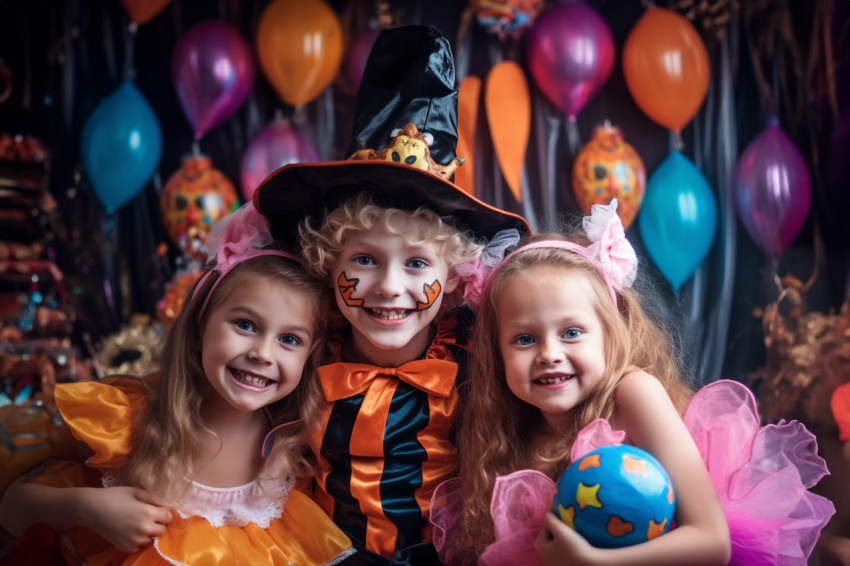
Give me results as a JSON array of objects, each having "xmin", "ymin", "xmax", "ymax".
[{"xmin": 553, "ymin": 444, "xmax": 676, "ymax": 548}]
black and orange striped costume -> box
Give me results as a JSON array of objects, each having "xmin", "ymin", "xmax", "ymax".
[{"xmin": 309, "ymin": 315, "xmax": 471, "ymax": 561}]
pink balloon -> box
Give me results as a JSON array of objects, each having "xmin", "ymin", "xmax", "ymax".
[
  {"xmin": 733, "ymin": 119, "xmax": 812, "ymax": 259},
  {"xmin": 526, "ymin": 1, "xmax": 615, "ymax": 121},
  {"xmin": 171, "ymin": 20, "xmax": 255, "ymax": 140},
  {"xmin": 239, "ymin": 119, "xmax": 318, "ymax": 201}
]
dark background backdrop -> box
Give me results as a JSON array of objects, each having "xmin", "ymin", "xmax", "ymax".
[{"xmin": 0, "ymin": 0, "xmax": 848, "ymax": 396}]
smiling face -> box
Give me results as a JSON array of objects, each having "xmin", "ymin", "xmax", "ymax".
[
  {"xmin": 201, "ymin": 273, "xmax": 317, "ymax": 415},
  {"xmin": 497, "ymin": 265, "xmax": 607, "ymax": 431},
  {"xmin": 331, "ymin": 222, "xmax": 456, "ymax": 367}
]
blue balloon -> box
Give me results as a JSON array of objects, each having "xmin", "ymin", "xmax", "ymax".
[
  {"xmin": 80, "ymin": 80, "xmax": 163, "ymax": 214},
  {"xmin": 638, "ymin": 151, "xmax": 717, "ymax": 291}
]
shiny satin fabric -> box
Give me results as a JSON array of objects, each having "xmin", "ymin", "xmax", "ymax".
[
  {"xmin": 311, "ymin": 317, "xmax": 463, "ymax": 560},
  {"xmin": 30, "ymin": 378, "xmax": 355, "ymax": 566}
]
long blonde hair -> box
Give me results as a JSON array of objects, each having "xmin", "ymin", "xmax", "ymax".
[
  {"xmin": 122, "ymin": 255, "xmax": 329, "ymax": 503},
  {"xmin": 454, "ymin": 232, "xmax": 694, "ymax": 560}
]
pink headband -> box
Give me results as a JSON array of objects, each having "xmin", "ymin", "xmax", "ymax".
[
  {"xmin": 193, "ymin": 203, "xmax": 302, "ymax": 319},
  {"xmin": 459, "ymin": 199, "xmax": 637, "ymax": 306}
]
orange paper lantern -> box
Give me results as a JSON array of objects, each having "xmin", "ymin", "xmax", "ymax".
[
  {"xmin": 572, "ymin": 124, "xmax": 645, "ymax": 230},
  {"xmin": 160, "ymin": 155, "xmax": 239, "ymax": 251}
]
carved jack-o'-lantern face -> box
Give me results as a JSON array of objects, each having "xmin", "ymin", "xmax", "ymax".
[{"xmin": 160, "ymin": 156, "xmax": 239, "ymax": 249}]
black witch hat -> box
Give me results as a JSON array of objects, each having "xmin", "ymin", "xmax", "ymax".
[{"xmin": 253, "ymin": 24, "xmax": 530, "ymax": 242}]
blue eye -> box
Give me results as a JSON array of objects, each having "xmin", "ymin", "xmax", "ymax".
[
  {"xmin": 515, "ymin": 335, "xmax": 535, "ymax": 346},
  {"xmin": 354, "ymin": 255, "xmax": 374, "ymax": 266},
  {"xmin": 564, "ymin": 328, "xmax": 582, "ymax": 340},
  {"xmin": 234, "ymin": 319, "xmax": 256, "ymax": 332},
  {"xmin": 278, "ymin": 334, "xmax": 300, "ymax": 346},
  {"xmin": 407, "ymin": 258, "xmax": 426, "ymax": 269}
]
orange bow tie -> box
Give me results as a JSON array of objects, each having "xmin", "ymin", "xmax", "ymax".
[{"xmin": 319, "ymin": 359, "xmax": 458, "ymax": 401}]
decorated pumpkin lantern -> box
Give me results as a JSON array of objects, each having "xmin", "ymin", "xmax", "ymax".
[
  {"xmin": 472, "ymin": 0, "xmax": 544, "ymax": 38},
  {"xmin": 572, "ymin": 123, "xmax": 645, "ymax": 230},
  {"xmin": 160, "ymin": 155, "xmax": 239, "ymax": 252}
]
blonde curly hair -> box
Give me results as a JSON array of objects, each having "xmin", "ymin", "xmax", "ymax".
[{"xmin": 298, "ymin": 192, "xmax": 485, "ymax": 315}]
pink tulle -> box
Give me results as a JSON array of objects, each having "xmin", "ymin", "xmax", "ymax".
[{"xmin": 430, "ymin": 379, "xmax": 835, "ymax": 565}]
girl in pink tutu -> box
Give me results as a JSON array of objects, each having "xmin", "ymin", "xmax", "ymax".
[{"xmin": 430, "ymin": 199, "xmax": 834, "ymax": 566}]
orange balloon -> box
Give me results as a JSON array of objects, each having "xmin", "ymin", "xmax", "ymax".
[
  {"xmin": 120, "ymin": 0, "xmax": 171, "ymax": 25},
  {"xmin": 256, "ymin": 0, "xmax": 343, "ymax": 108},
  {"xmin": 622, "ymin": 7, "xmax": 709, "ymax": 133}
]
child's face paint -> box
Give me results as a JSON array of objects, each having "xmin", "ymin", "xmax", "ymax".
[{"xmin": 331, "ymin": 224, "xmax": 457, "ymax": 367}]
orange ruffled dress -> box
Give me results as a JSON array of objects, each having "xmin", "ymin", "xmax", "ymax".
[{"xmin": 32, "ymin": 378, "xmax": 356, "ymax": 566}]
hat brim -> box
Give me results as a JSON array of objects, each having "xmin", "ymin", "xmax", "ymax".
[{"xmin": 253, "ymin": 160, "xmax": 531, "ymax": 243}]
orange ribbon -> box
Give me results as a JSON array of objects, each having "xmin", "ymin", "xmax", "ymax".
[{"xmin": 318, "ymin": 359, "xmax": 458, "ymax": 401}]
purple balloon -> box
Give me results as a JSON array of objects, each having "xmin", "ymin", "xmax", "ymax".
[
  {"xmin": 240, "ymin": 119, "xmax": 318, "ymax": 201},
  {"xmin": 733, "ymin": 120, "xmax": 812, "ymax": 259},
  {"xmin": 171, "ymin": 20, "xmax": 255, "ymax": 140},
  {"xmin": 526, "ymin": 1, "xmax": 615, "ymax": 121}
]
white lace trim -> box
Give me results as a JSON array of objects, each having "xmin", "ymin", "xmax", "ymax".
[{"xmin": 99, "ymin": 470, "xmax": 290, "ymax": 528}]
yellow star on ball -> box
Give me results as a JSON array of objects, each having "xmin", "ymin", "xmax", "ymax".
[{"xmin": 576, "ymin": 482, "xmax": 603, "ymax": 510}]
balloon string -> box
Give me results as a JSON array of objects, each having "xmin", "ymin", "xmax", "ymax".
[
  {"xmin": 192, "ymin": 140, "xmax": 201, "ymax": 157},
  {"xmin": 124, "ymin": 23, "xmax": 137, "ymax": 81},
  {"xmin": 673, "ymin": 131, "xmax": 685, "ymax": 152},
  {"xmin": 293, "ymin": 105, "xmax": 306, "ymax": 126},
  {"xmin": 565, "ymin": 118, "xmax": 581, "ymax": 157}
]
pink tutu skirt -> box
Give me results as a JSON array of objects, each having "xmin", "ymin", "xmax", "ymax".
[{"xmin": 430, "ymin": 379, "xmax": 835, "ymax": 566}]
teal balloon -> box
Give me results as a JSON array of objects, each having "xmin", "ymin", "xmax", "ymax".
[
  {"xmin": 638, "ymin": 151, "xmax": 717, "ymax": 291},
  {"xmin": 80, "ymin": 80, "xmax": 163, "ymax": 214}
]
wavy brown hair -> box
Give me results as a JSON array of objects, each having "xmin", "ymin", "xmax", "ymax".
[
  {"xmin": 121, "ymin": 255, "xmax": 330, "ymax": 503},
  {"xmin": 453, "ymin": 232, "xmax": 694, "ymax": 561}
]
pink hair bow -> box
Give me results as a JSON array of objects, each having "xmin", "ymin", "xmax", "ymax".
[
  {"xmin": 193, "ymin": 203, "xmax": 300, "ymax": 316},
  {"xmin": 456, "ymin": 229, "xmax": 521, "ymax": 307},
  {"xmin": 582, "ymin": 199, "xmax": 637, "ymax": 296}
]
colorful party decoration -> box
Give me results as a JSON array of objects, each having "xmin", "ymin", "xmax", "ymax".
[
  {"xmin": 526, "ymin": 1, "xmax": 615, "ymax": 121},
  {"xmin": 80, "ymin": 80, "xmax": 163, "ymax": 215},
  {"xmin": 239, "ymin": 119, "xmax": 318, "ymax": 202},
  {"xmin": 486, "ymin": 61, "xmax": 530, "ymax": 203},
  {"xmin": 256, "ymin": 0, "xmax": 343, "ymax": 108},
  {"xmin": 156, "ymin": 268, "xmax": 203, "ymax": 326},
  {"xmin": 553, "ymin": 444, "xmax": 675, "ymax": 548},
  {"xmin": 171, "ymin": 20, "xmax": 255, "ymax": 140},
  {"xmin": 639, "ymin": 151, "xmax": 717, "ymax": 291},
  {"xmin": 160, "ymin": 155, "xmax": 239, "ymax": 250},
  {"xmin": 120, "ymin": 0, "xmax": 170, "ymax": 25},
  {"xmin": 473, "ymin": 0, "xmax": 544, "ymax": 39},
  {"xmin": 733, "ymin": 119, "xmax": 812, "ymax": 259},
  {"xmin": 572, "ymin": 123, "xmax": 646, "ymax": 230},
  {"xmin": 623, "ymin": 7, "xmax": 709, "ymax": 133},
  {"xmin": 455, "ymin": 75, "xmax": 482, "ymax": 196}
]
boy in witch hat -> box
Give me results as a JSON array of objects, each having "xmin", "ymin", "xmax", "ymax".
[{"xmin": 255, "ymin": 25, "xmax": 530, "ymax": 565}]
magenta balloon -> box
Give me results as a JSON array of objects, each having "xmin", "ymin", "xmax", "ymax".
[
  {"xmin": 526, "ymin": 1, "xmax": 615, "ymax": 120},
  {"xmin": 171, "ymin": 20, "xmax": 255, "ymax": 140},
  {"xmin": 239, "ymin": 119, "xmax": 319, "ymax": 201},
  {"xmin": 733, "ymin": 120, "xmax": 812, "ymax": 258}
]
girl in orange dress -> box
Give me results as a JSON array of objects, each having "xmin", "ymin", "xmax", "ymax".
[{"xmin": 0, "ymin": 203, "xmax": 355, "ymax": 565}]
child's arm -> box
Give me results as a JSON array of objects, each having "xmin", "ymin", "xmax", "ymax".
[
  {"xmin": 0, "ymin": 472, "xmax": 173, "ymax": 553},
  {"xmin": 536, "ymin": 371, "xmax": 730, "ymax": 566}
]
